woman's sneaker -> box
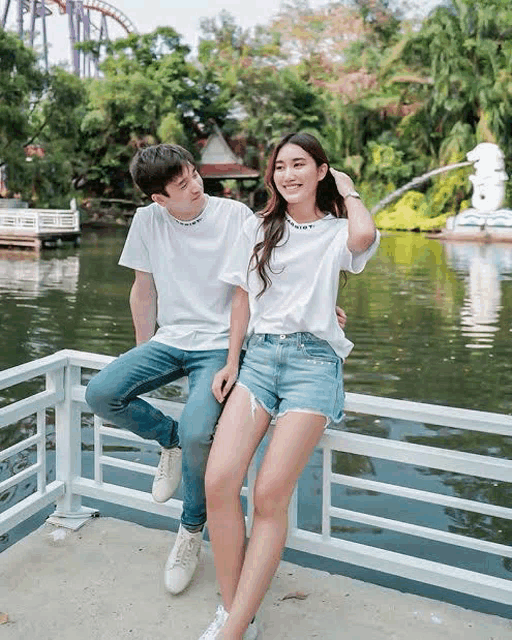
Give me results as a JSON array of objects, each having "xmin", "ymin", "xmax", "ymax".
[
  {"xmin": 198, "ymin": 605, "xmax": 228, "ymax": 640},
  {"xmin": 198, "ymin": 605, "xmax": 259, "ymax": 640},
  {"xmin": 244, "ymin": 616, "xmax": 259, "ymax": 640},
  {"xmin": 152, "ymin": 446, "xmax": 182, "ymax": 503},
  {"xmin": 164, "ymin": 524, "xmax": 202, "ymax": 594}
]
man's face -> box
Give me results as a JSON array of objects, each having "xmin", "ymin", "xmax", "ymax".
[{"xmin": 152, "ymin": 163, "xmax": 206, "ymax": 220}]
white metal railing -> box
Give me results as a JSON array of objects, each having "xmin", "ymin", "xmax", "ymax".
[
  {"xmin": 1, "ymin": 349, "xmax": 512, "ymax": 605},
  {"xmin": 0, "ymin": 209, "xmax": 80, "ymax": 233}
]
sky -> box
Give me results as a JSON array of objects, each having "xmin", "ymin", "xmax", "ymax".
[{"xmin": 3, "ymin": 0, "xmax": 326, "ymax": 68}]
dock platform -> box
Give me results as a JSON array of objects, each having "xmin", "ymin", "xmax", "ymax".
[{"xmin": 1, "ymin": 517, "xmax": 511, "ymax": 640}]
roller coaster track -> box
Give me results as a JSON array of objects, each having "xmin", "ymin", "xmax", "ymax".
[
  {"xmin": 1, "ymin": 0, "xmax": 137, "ymax": 74},
  {"xmin": 47, "ymin": 0, "xmax": 137, "ymax": 35}
]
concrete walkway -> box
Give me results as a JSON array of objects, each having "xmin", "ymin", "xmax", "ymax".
[{"xmin": 1, "ymin": 517, "xmax": 511, "ymax": 640}]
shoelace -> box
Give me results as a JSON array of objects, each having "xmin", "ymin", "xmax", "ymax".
[
  {"xmin": 155, "ymin": 463, "xmax": 167, "ymax": 480},
  {"xmin": 173, "ymin": 536, "xmax": 199, "ymax": 568},
  {"xmin": 156, "ymin": 449, "xmax": 177, "ymax": 479}
]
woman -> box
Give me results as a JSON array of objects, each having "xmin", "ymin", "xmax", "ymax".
[{"xmin": 199, "ymin": 133, "xmax": 379, "ymax": 640}]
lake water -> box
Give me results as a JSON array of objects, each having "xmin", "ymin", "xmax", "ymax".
[{"xmin": 1, "ymin": 228, "xmax": 511, "ymax": 616}]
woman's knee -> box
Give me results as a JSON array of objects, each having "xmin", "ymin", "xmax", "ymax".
[
  {"xmin": 205, "ymin": 463, "xmax": 240, "ymax": 508},
  {"xmin": 253, "ymin": 479, "xmax": 290, "ymax": 519}
]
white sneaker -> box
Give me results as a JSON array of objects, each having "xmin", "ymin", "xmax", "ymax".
[
  {"xmin": 198, "ymin": 605, "xmax": 259, "ymax": 640},
  {"xmin": 164, "ymin": 524, "xmax": 202, "ymax": 594},
  {"xmin": 152, "ymin": 446, "xmax": 182, "ymax": 503},
  {"xmin": 244, "ymin": 617, "xmax": 259, "ymax": 640},
  {"xmin": 198, "ymin": 605, "xmax": 228, "ymax": 639}
]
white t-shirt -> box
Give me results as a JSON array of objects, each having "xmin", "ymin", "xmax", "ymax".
[
  {"xmin": 220, "ymin": 212, "xmax": 380, "ymax": 359},
  {"xmin": 119, "ymin": 196, "xmax": 253, "ymax": 351}
]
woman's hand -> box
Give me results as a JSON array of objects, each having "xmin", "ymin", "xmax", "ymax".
[
  {"xmin": 329, "ymin": 168, "xmax": 356, "ymax": 198},
  {"xmin": 212, "ymin": 362, "xmax": 239, "ymax": 403},
  {"xmin": 331, "ymin": 167, "xmax": 376, "ymax": 252}
]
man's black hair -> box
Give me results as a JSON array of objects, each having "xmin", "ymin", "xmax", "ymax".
[{"xmin": 129, "ymin": 144, "xmax": 197, "ymax": 198}]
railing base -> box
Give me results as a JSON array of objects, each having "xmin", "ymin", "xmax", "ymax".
[{"xmin": 47, "ymin": 506, "xmax": 99, "ymax": 531}]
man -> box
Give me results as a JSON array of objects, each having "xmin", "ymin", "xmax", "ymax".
[{"xmin": 85, "ymin": 143, "xmax": 347, "ymax": 597}]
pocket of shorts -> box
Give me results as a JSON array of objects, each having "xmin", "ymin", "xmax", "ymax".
[
  {"xmin": 300, "ymin": 340, "xmax": 339, "ymax": 364},
  {"xmin": 246, "ymin": 335, "xmax": 268, "ymax": 364}
]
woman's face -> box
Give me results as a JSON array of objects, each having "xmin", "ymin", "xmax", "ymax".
[{"xmin": 273, "ymin": 143, "xmax": 327, "ymax": 206}]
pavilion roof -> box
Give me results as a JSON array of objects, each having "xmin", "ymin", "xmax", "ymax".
[{"xmin": 199, "ymin": 124, "xmax": 259, "ymax": 181}]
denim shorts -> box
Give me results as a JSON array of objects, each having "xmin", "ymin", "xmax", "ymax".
[{"xmin": 237, "ymin": 332, "xmax": 344, "ymax": 425}]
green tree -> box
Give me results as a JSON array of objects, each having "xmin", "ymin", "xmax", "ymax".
[
  {"xmin": 198, "ymin": 12, "xmax": 326, "ymax": 172},
  {"xmin": 78, "ymin": 27, "xmax": 219, "ymax": 199},
  {"xmin": 402, "ymin": 0, "xmax": 512, "ymax": 159},
  {"xmin": 0, "ymin": 28, "xmax": 45, "ymax": 194},
  {"xmin": 0, "ymin": 29, "xmax": 87, "ymax": 206},
  {"xmin": 30, "ymin": 68, "xmax": 87, "ymax": 207}
]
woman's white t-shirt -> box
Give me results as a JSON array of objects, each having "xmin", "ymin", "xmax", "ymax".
[
  {"xmin": 220, "ymin": 212, "xmax": 380, "ymax": 359},
  {"xmin": 119, "ymin": 196, "xmax": 253, "ymax": 351}
]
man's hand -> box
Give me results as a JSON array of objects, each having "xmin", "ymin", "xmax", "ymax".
[
  {"xmin": 212, "ymin": 362, "xmax": 239, "ymax": 403},
  {"xmin": 336, "ymin": 306, "xmax": 347, "ymax": 330}
]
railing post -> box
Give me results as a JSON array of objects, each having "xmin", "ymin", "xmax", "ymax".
[
  {"xmin": 246, "ymin": 456, "xmax": 257, "ymax": 535},
  {"xmin": 322, "ymin": 446, "xmax": 331, "ymax": 542},
  {"xmin": 47, "ymin": 359, "xmax": 98, "ymax": 529},
  {"xmin": 286, "ymin": 486, "xmax": 299, "ymax": 545},
  {"xmin": 36, "ymin": 409, "xmax": 47, "ymax": 494}
]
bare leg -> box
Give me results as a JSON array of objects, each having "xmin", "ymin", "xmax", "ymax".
[
  {"xmin": 205, "ymin": 385, "xmax": 271, "ymax": 610},
  {"xmin": 220, "ymin": 411, "xmax": 327, "ymax": 640}
]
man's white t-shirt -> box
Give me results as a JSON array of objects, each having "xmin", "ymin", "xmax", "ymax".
[
  {"xmin": 220, "ymin": 212, "xmax": 380, "ymax": 360},
  {"xmin": 119, "ymin": 196, "xmax": 253, "ymax": 351}
]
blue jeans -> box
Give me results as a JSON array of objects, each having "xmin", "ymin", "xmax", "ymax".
[{"xmin": 85, "ymin": 340, "xmax": 229, "ymax": 531}]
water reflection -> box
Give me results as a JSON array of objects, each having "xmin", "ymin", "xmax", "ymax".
[
  {"xmin": 443, "ymin": 242, "xmax": 512, "ymax": 349},
  {"xmin": 1, "ymin": 232, "xmax": 512, "ymax": 597},
  {"xmin": 0, "ymin": 253, "xmax": 79, "ymax": 298},
  {"xmin": 0, "ymin": 253, "xmax": 81, "ymax": 364}
]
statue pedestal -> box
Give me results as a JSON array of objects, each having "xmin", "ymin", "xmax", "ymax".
[{"xmin": 444, "ymin": 208, "xmax": 512, "ymax": 240}]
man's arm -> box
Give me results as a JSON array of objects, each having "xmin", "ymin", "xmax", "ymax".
[{"xmin": 130, "ymin": 270, "xmax": 157, "ymax": 345}]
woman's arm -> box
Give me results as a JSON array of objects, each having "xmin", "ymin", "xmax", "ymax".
[
  {"xmin": 212, "ymin": 286, "xmax": 250, "ymax": 403},
  {"xmin": 330, "ymin": 168, "xmax": 377, "ymax": 253}
]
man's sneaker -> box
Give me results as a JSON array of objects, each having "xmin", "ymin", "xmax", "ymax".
[
  {"xmin": 152, "ymin": 446, "xmax": 182, "ymax": 503},
  {"xmin": 164, "ymin": 524, "xmax": 202, "ymax": 594},
  {"xmin": 198, "ymin": 605, "xmax": 259, "ymax": 640},
  {"xmin": 198, "ymin": 605, "xmax": 228, "ymax": 640}
]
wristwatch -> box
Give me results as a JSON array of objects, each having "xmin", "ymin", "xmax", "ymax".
[{"xmin": 342, "ymin": 190, "xmax": 361, "ymax": 199}]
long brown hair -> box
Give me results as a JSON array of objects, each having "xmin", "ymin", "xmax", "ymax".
[{"xmin": 251, "ymin": 132, "xmax": 348, "ymax": 297}]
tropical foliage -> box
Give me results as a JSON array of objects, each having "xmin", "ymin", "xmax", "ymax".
[{"xmin": 1, "ymin": 0, "xmax": 511, "ymax": 225}]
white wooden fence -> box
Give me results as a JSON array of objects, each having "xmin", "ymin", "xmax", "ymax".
[
  {"xmin": 0, "ymin": 209, "xmax": 79, "ymax": 233},
  {"xmin": 1, "ymin": 349, "xmax": 512, "ymax": 605}
]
